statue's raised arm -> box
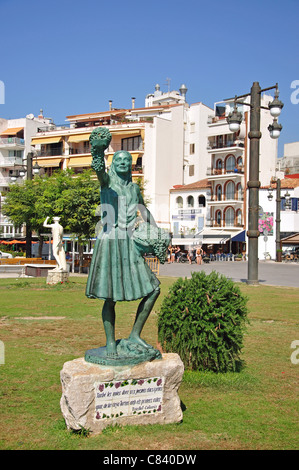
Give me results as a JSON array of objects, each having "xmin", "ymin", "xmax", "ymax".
[{"xmin": 90, "ymin": 127, "xmax": 112, "ymax": 186}]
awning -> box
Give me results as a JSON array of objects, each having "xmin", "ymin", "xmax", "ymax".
[
  {"xmin": 281, "ymin": 232, "xmax": 299, "ymax": 245},
  {"xmin": 231, "ymin": 230, "xmax": 246, "ymax": 242},
  {"xmin": 105, "ymin": 154, "xmax": 113, "ymax": 165},
  {"xmin": 67, "ymin": 133, "xmax": 91, "ymax": 143},
  {"xmin": 31, "ymin": 136, "xmax": 62, "ymax": 145},
  {"xmin": 202, "ymin": 237, "xmax": 230, "ymax": 245},
  {"xmin": 130, "ymin": 152, "xmax": 140, "ymax": 164},
  {"xmin": 67, "ymin": 156, "xmax": 92, "ymax": 167},
  {"xmin": 37, "ymin": 158, "xmax": 62, "ymax": 168},
  {"xmin": 111, "ymin": 130, "xmax": 141, "ymax": 136},
  {"xmin": 0, "ymin": 127, "xmax": 24, "ymax": 136},
  {"xmin": 171, "ymin": 238, "xmax": 200, "ymax": 246}
]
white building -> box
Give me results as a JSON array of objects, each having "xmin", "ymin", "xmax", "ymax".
[
  {"xmin": 259, "ymin": 177, "xmax": 299, "ymax": 259},
  {"xmin": 30, "ymin": 85, "xmax": 191, "ymax": 231},
  {"xmin": 0, "ymin": 112, "xmax": 52, "ymax": 238},
  {"xmin": 277, "ymin": 142, "xmax": 299, "ymax": 175},
  {"xmin": 170, "ymin": 179, "xmax": 211, "ymax": 246},
  {"xmin": 168, "ymin": 92, "xmax": 280, "ymax": 258}
]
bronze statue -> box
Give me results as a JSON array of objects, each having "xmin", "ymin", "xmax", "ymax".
[{"xmin": 85, "ymin": 128, "xmax": 169, "ymax": 366}]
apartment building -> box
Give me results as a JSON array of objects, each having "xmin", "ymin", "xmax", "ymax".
[
  {"xmin": 0, "ymin": 112, "xmax": 52, "ymax": 238},
  {"xmin": 30, "ymin": 85, "xmax": 191, "ymax": 229},
  {"xmin": 169, "ymin": 92, "xmax": 279, "ymax": 257}
]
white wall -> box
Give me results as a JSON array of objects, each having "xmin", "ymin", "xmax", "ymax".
[
  {"xmin": 144, "ymin": 105, "xmax": 184, "ymax": 228},
  {"xmin": 257, "ymin": 187, "xmax": 299, "ymax": 259},
  {"xmin": 170, "ymin": 188, "xmax": 209, "ymax": 235},
  {"xmin": 183, "ymin": 103, "xmax": 212, "ymax": 185}
]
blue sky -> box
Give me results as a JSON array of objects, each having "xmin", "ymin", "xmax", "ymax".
[{"xmin": 0, "ymin": 0, "xmax": 298, "ymax": 157}]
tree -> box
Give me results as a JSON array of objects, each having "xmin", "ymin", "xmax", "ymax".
[
  {"xmin": 3, "ymin": 169, "xmax": 101, "ymax": 266},
  {"xmin": 58, "ymin": 170, "xmax": 101, "ymax": 271},
  {"xmin": 2, "ymin": 177, "xmax": 45, "ymax": 257}
]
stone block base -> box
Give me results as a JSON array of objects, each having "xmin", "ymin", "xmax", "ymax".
[
  {"xmin": 47, "ymin": 270, "xmax": 69, "ymax": 285},
  {"xmin": 60, "ymin": 353, "xmax": 184, "ymax": 434}
]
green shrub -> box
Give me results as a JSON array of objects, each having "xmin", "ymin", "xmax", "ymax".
[{"xmin": 157, "ymin": 271, "xmax": 249, "ymax": 372}]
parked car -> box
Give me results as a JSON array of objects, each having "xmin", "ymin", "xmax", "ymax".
[{"xmin": 0, "ymin": 251, "xmax": 13, "ymax": 258}]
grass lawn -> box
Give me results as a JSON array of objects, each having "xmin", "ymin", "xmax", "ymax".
[{"xmin": 0, "ymin": 275, "xmax": 298, "ymax": 450}]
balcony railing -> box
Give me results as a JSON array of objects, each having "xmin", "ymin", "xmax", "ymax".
[
  {"xmin": 207, "ymin": 167, "xmax": 244, "ymax": 176},
  {"xmin": 210, "ymin": 195, "xmax": 244, "ymax": 202},
  {"xmin": 0, "ymin": 137, "xmax": 25, "ymax": 146},
  {"xmin": 210, "ymin": 222, "xmax": 244, "ymax": 228},
  {"xmin": 207, "ymin": 141, "xmax": 245, "ymax": 150},
  {"xmin": 37, "ymin": 124, "xmax": 71, "ymax": 133},
  {"xmin": 37, "ymin": 148, "xmax": 63, "ymax": 157},
  {"xmin": 0, "ymin": 157, "xmax": 23, "ymax": 167},
  {"xmin": 0, "ymin": 176, "xmax": 23, "ymax": 186}
]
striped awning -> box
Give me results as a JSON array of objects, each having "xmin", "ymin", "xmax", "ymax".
[
  {"xmin": 31, "ymin": 136, "xmax": 62, "ymax": 145},
  {"xmin": 1, "ymin": 127, "xmax": 24, "ymax": 135},
  {"xmin": 67, "ymin": 133, "xmax": 91, "ymax": 143},
  {"xmin": 67, "ymin": 156, "xmax": 92, "ymax": 167},
  {"xmin": 37, "ymin": 158, "xmax": 62, "ymax": 168}
]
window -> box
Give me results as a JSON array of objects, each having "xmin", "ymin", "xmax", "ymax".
[
  {"xmin": 226, "ymin": 181, "xmax": 235, "ymax": 200},
  {"xmin": 190, "ymin": 122, "xmax": 195, "ymax": 133},
  {"xmin": 8, "ymin": 150, "xmax": 23, "ymax": 158},
  {"xmin": 121, "ymin": 135, "xmax": 142, "ymax": 151},
  {"xmin": 189, "ymin": 165, "xmax": 194, "ymax": 177},
  {"xmin": 237, "ymin": 156, "xmax": 243, "ymax": 167},
  {"xmin": 190, "ymin": 143, "xmax": 195, "ymax": 154},
  {"xmin": 237, "ymin": 183, "xmax": 242, "ymax": 200},
  {"xmin": 215, "ymin": 210, "xmax": 221, "ymax": 226},
  {"xmin": 226, "ymin": 155, "xmax": 235, "ymax": 172},
  {"xmin": 198, "ymin": 195, "xmax": 206, "ymax": 207},
  {"xmin": 83, "ymin": 141, "xmax": 90, "ymax": 153},
  {"xmin": 187, "ymin": 195, "xmax": 194, "ymax": 207},
  {"xmin": 225, "ymin": 207, "xmax": 234, "ymax": 226},
  {"xmin": 135, "ymin": 156, "xmax": 142, "ymax": 168},
  {"xmin": 216, "ymin": 185, "xmax": 222, "ymax": 201},
  {"xmin": 176, "ymin": 196, "xmax": 183, "ymax": 208},
  {"xmin": 236, "ymin": 209, "xmax": 242, "ymax": 225}
]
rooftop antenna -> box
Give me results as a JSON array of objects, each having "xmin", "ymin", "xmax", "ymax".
[{"xmin": 164, "ymin": 77, "xmax": 171, "ymax": 93}]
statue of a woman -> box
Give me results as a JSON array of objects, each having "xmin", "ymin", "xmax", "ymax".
[
  {"xmin": 43, "ymin": 216, "xmax": 67, "ymax": 272},
  {"xmin": 85, "ymin": 127, "xmax": 169, "ymax": 365}
]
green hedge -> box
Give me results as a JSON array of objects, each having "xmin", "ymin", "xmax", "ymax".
[{"xmin": 157, "ymin": 271, "xmax": 249, "ymax": 372}]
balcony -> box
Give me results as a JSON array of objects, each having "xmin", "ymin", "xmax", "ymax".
[
  {"xmin": 0, "ymin": 137, "xmax": 25, "ymax": 148},
  {"xmin": 36, "ymin": 148, "xmax": 63, "ymax": 157},
  {"xmin": 0, "ymin": 175, "xmax": 23, "ymax": 186},
  {"xmin": 0, "ymin": 157, "xmax": 23, "ymax": 167},
  {"xmin": 207, "ymin": 167, "xmax": 244, "ymax": 179},
  {"xmin": 209, "ymin": 197, "xmax": 244, "ymax": 205},
  {"xmin": 210, "ymin": 222, "xmax": 244, "ymax": 229},
  {"xmin": 207, "ymin": 141, "xmax": 245, "ymax": 153}
]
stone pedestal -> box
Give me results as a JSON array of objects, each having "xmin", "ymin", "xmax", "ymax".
[
  {"xmin": 60, "ymin": 353, "xmax": 184, "ymax": 434},
  {"xmin": 47, "ymin": 270, "xmax": 69, "ymax": 285}
]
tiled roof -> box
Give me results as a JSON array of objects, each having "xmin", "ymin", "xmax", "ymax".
[
  {"xmin": 261, "ymin": 178, "xmax": 299, "ymax": 189},
  {"xmin": 170, "ymin": 179, "xmax": 211, "ymax": 192}
]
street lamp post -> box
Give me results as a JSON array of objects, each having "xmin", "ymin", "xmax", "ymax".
[{"xmin": 226, "ymin": 82, "xmax": 283, "ymax": 285}]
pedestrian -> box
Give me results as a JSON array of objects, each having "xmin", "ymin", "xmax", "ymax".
[{"xmin": 196, "ymin": 246, "xmax": 203, "ymax": 265}]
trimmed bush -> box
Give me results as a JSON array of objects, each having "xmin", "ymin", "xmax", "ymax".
[{"xmin": 157, "ymin": 271, "xmax": 248, "ymax": 372}]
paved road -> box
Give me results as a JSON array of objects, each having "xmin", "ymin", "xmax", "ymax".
[
  {"xmin": 158, "ymin": 260, "xmax": 299, "ymax": 288},
  {"xmin": 1, "ymin": 260, "xmax": 298, "ymax": 288}
]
